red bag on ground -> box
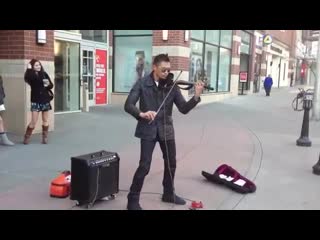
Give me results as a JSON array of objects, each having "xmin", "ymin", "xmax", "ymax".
[{"xmin": 50, "ymin": 170, "xmax": 71, "ymax": 198}]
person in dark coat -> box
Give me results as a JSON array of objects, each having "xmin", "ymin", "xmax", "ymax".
[
  {"xmin": 23, "ymin": 59, "xmax": 54, "ymax": 144},
  {"xmin": 0, "ymin": 75, "xmax": 14, "ymax": 146},
  {"xmin": 124, "ymin": 54, "xmax": 204, "ymax": 210},
  {"xmin": 264, "ymin": 74, "xmax": 273, "ymax": 96}
]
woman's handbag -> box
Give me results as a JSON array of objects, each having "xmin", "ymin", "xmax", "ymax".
[{"xmin": 47, "ymin": 89, "xmax": 54, "ymax": 101}]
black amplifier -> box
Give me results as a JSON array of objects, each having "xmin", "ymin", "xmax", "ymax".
[{"xmin": 70, "ymin": 150, "xmax": 120, "ymax": 207}]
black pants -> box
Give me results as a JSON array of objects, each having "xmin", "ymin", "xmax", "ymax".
[
  {"xmin": 128, "ymin": 137, "xmax": 176, "ymax": 202},
  {"xmin": 265, "ymin": 87, "xmax": 271, "ymax": 96}
]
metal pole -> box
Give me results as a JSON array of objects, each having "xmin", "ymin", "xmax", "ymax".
[
  {"xmin": 296, "ymin": 105, "xmax": 312, "ymax": 147},
  {"xmin": 312, "ymin": 153, "xmax": 320, "ymax": 175},
  {"xmin": 311, "ymin": 32, "xmax": 320, "ymax": 121},
  {"xmin": 83, "ymin": 82, "xmax": 89, "ymax": 112}
]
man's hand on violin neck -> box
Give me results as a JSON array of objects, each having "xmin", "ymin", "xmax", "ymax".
[{"xmin": 195, "ymin": 80, "xmax": 205, "ymax": 97}]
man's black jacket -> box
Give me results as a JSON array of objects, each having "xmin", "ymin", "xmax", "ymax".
[{"xmin": 124, "ymin": 73, "xmax": 201, "ymax": 141}]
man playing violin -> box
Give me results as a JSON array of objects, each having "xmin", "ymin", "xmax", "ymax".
[{"xmin": 124, "ymin": 53, "xmax": 205, "ymax": 210}]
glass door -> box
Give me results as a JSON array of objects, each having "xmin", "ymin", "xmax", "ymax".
[
  {"xmin": 81, "ymin": 47, "xmax": 95, "ymax": 106},
  {"xmin": 54, "ymin": 40, "xmax": 80, "ymax": 112}
]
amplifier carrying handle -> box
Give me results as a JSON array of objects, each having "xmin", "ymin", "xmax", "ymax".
[{"xmin": 91, "ymin": 151, "xmax": 106, "ymax": 159}]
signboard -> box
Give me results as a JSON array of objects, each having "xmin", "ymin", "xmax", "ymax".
[
  {"xmin": 95, "ymin": 49, "xmax": 107, "ymax": 104},
  {"xmin": 37, "ymin": 30, "xmax": 46, "ymax": 44},
  {"xmin": 255, "ymin": 32, "xmax": 263, "ymax": 47},
  {"xmin": 239, "ymin": 72, "xmax": 248, "ymax": 83},
  {"xmin": 263, "ymin": 34, "xmax": 273, "ymax": 45}
]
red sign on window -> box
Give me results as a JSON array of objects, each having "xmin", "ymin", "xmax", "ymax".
[
  {"xmin": 239, "ymin": 72, "xmax": 248, "ymax": 83},
  {"xmin": 95, "ymin": 49, "xmax": 107, "ymax": 104}
]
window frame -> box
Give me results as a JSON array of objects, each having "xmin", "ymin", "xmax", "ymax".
[
  {"xmin": 80, "ymin": 30, "xmax": 108, "ymax": 43},
  {"xmin": 190, "ymin": 30, "xmax": 233, "ymax": 93},
  {"xmin": 112, "ymin": 31, "xmax": 153, "ymax": 93}
]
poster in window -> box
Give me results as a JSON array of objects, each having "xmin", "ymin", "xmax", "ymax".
[
  {"xmin": 190, "ymin": 54, "xmax": 203, "ymax": 83},
  {"xmin": 114, "ymin": 36, "xmax": 152, "ymax": 92},
  {"xmin": 135, "ymin": 51, "xmax": 151, "ymax": 82},
  {"xmin": 95, "ymin": 49, "xmax": 107, "ymax": 104}
]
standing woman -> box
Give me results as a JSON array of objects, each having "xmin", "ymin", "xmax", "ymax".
[
  {"xmin": 0, "ymin": 75, "xmax": 14, "ymax": 146},
  {"xmin": 23, "ymin": 59, "xmax": 54, "ymax": 144}
]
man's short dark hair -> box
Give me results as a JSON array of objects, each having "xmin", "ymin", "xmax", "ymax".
[{"xmin": 153, "ymin": 54, "xmax": 170, "ymax": 66}]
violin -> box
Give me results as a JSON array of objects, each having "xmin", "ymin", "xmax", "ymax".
[
  {"xmin": 148, "ymin": 71, "xmax": 213, "ymax": 125},
  {"xmin": 165, "ymin": 72, "xmax": 214, "ymax": 91},
  {"xmin": 175, "ymin": 79, "xmax": 214, "ymax": 91}
]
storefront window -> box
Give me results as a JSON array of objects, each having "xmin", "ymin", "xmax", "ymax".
[
  {"xmin": 54, "ymin": 40, "xmax": 80, "ymax": 112},
  {"xmin": 220, "ymin": 30, "xmax": 232, "ymax": 48},
  {"xmin": 204, "ymin": 44, "xmax": 219, "ymax": 93},
  {"xmin": 190, "ymin": 41, "xmax": 203, "ymax": 56},
  {"xmin": 241, "ymin": 31, "xmax": 250, "ymax": 43},
  {"xmin": 190, "ymin": 30, "xmax": 232, "ymax": 93},
  {"xmin": 93, "ymin": 30, "xmax": 107, "ymax": 42},
  {"xmin": 240, "ymin": 31, "xmax": 251, "ymax": 54},
  {"xmin": 239, "ymin": 31, "xmax": 252, "ymax": 90},
  {"xmin": 241, "ymin": 44, "xmax": 250, "ymax": 54},
  {"xmin": 191, "ymin": 30, "xmax": 205, "ymax": 41},
  {"xmin": 218, "ymin": 48, "xmax": 231, "ymax": 92},
  {"xmin": 113, "ymin": 34, "xmax": 152, "ymax": 93},
  {"xmin": 114, "ymin": 30, "xmax": 152, "ymax": 35},
  {"xmin": 190, "ymin": 41, "xmax": 204, "ymax": 95},
  {"xmin": 80, "ymin": 30, "xmax": 107, "ymax": 43},
  {"xmin": 206, "ymin": 30, "xmax": 219, "ymax": 45}
]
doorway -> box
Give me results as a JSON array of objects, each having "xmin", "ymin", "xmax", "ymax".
[
  {"xmin": 54, "ymin": 40, "xmax": 80, "ymax": 112},
  {"xmin": 81, "ymin": 47, "xmax": 95, "ymax": 106}
]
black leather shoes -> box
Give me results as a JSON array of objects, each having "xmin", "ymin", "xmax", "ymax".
[
  {"xmin": 162, "ymin": 194, "xmax": 186, "ymax": 205},
  {"xmin": 127, "ymin": 201, "xmax": 143, "ymax": 210}
]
